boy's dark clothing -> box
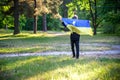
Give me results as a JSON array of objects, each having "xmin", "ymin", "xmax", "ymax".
[
  {"xmin": 61, "ymin": 13, "xmax": 80, "ymax": 59},
  {"xmin": 70, "ymin": 32, "xmax": 80, "ymax": 58},
  {"xmin": 70, "ymin": 14, "xmax": 80, "ymax": 59}
]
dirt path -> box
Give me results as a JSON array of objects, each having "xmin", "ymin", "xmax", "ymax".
[
  {"xmin": 0, "ymin": 50, "xmax": 120, "ymax": 58},
  {"xmin": 0, "ymin": 42, "xmax": 120, "ymax": 58}
]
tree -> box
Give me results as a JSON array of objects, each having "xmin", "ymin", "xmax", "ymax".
[
  {"xmin": 33, "ymin": 0, "xmax": 37, "ymax": 33},
  {"xmin": 25, "ymin": 0, "xmax": 62, "ymax": 33},
  {"xmin": 60, "ymin": 0, "xmax": 72, "ymax": 18},
  {"xmin": 101, "ymin": 0, "xmax": 120, "ymax": 34},
  {"xmin": 40, "ymin": 0, "xmax": 63, "ymax": 32},
  {"xmin": 13, "ymin": 0, "xmax": 20, "ymax": 35},
  {"xmin": 0, "ymin": 0, "xmax": 13, "ymax": 29},
  {"xmin": 88, "ymin": 0, "xmax": 97, "ymax": 35},
  {"xmin": 66, "ymin": 0, "xmax": 106, "ymax": 35},
  {"xmin": 0, "ymin": 0, "xmax": 28, "ymax": 35},
  {"xmin": 102, "ymin": 0, "xmax": 120, "ymax": 14}
]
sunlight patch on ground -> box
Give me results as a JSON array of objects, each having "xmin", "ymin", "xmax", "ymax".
[
  {"xmin": 0, "ymin": 46, "xmax": 53, "ymax": 54},
  {"xmin": 25, "ymin": 59, "xmax": 120, "ymax": 80},
  {"xmin": 0, "ymin": 31, "xmax": 68, "ymax": 40}
]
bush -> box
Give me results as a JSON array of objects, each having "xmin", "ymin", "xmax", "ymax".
[
  {"xmin": 102, "ymin": 12, "xmax": 120, "ymax": 34},
  {"xmin": 103, "ymin": 22, "xmax": 115, "ymax": 34},
  {"xmin": 19, "ymin": 14, "xmax": 27, "ymax": 30},
  {"xmin": 115, "ymin": 24, "xmax": 120, "ymax": 35},
  {"xmin": 24, "ymin": 18, "xmax": 34, "ymax": 30},
  {"xmin": 47, "ymin": 16, "xmax": 61, "ymax": 31}
]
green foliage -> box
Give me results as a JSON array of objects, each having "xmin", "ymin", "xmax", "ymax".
[
  {"xmin": 0, "ymin": 1, "xmax": 12, "ymax": 28},
  {"xmin": 66, "ymin": 0, "xmax": 90, "ymax": 18},
  {"xmin": 102, "ymin": 12, "xmax": 120, "ymax": 34},
  {"xmin": 23, "ymin": 14, "xmax": 61, "ymax": 31},
  {"xmin": 19, "ymin": 14, "xmax": 27, "ymax": 30},
  {"xmin": 100, "ymin": 0, "xmax": 120, "ymax": 35},
  {"xmin": 24, "ymin": 18, "xmax": 34, "ymax": 30},
  {"xmin": 115, "ymin": 24, "xmax": 120, "ymax": 35},
  {"xmin": 102, "ymin": 22, "xmax": 115, "ymax": 34},
  {"xmin": 2, "ymin": 5, "xmax": 10, "ymax": 12},
  {"xmin": 0, "ymin": 0, "xmax": 119, "ymax": 35},
  {"xmin": 105, "ymin": 12, "xmax": 120, "ymax": 24},
  {"xmin": 47, "ymin": 14, "xmax": 61, "ymax": 31},
  {"xmin": 2, "ymin": 15, "xmax": 14, "ymax": 29}
]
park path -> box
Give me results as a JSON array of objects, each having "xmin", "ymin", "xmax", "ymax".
[
  {"xmin": 0, "ymin": 50, "xmax": 120, "ymax": 58},
  {"xmin": 0, "ymin": 43, "xmax": 120, "ymax": 58}
]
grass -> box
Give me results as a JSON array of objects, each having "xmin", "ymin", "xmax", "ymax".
[
  {"xmin": 0, "ymin": 29, "xmax": 120, "ymax": 54},
  {"xmin": 0, "ymin": 29, "xmax": 120, "ymax": 80},
  {"xmin": 0, "ymin": 56, "xmax": 120, "ymax": 80}
]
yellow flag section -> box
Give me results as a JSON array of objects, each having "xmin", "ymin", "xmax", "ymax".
[{"xmin": 67, "ymin": 25, "xmax": 93, "ymax": 36}]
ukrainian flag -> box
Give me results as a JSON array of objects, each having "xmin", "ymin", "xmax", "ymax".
[{"xmin": 62, "ymin": 18, "xmax": 93, "ymax": 36}]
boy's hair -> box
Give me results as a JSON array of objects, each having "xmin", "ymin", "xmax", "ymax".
[{"xmin": 72, "ymin": 15, "xmax": 78, "ymax": 19}]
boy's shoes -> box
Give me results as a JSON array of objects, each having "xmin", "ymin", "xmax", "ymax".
[
  {"xmin": 72, "ymin": 56, "xmax": 75, "ymax": 58},
  {"xmin": 72, "ymin": 56, "xmax": 79, "ymax": 59},
  {"xmin": 76, "ymin": 57, "xmax": 79, "ymax": 59},
  {"xmin": 76, "ymin": 56, "xmax": 79, "ymax": 59}
]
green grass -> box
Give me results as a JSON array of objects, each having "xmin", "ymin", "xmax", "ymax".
[
  {"xmin": 0, "ymin": 56, "xmax": 120, "ymax": 80},
  {"xmin": 0, "ymin": 29, "xmax": 120, "ymax": 80},
  {"xmin": 0, "ymin": 29, "xmax": 120, "ymax": 54}
]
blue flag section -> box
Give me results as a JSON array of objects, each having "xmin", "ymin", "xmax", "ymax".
[{"xmin": 62, "ymin": 18, "xmax": 93, "ymax": 36}]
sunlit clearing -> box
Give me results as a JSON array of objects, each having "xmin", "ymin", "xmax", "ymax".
[
  {"xmin": 17, "ymin": 31, "xmax": 68, "ymax": 38},
  {"xmin": 0, "ymin": 31, "xmax": 69, "ymax": 40},
  {"xmin": 0, "ymin": 46, "xmax": 53, "ymax": 54},
  {"xmin": 25, "ymin": 59, "xmax": 120, "ymax": 80},
  {"xmin": 1, "ymin": 56, "xmax": 120, "ymax": 80}
]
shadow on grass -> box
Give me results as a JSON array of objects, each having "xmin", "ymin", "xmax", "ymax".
[
  {"xmin": 0, "ymin": 56, "xmax": 91, "ymax": 80},
  {"xmin": 0, "ymin": 35, "xmax": 69, "ymax": 54},
  {"xmin": 0, "ymin": 34, "xmax": 69, "ymax": 46},
  {"xmin": 0, "ymin": 56, "xmax": 120, "ymax": 80}
]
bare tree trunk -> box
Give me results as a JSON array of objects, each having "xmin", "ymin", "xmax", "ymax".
[
  {"xmin": 88, "ymin": 0, "xmax": 97, "ymax": 35},
  {"xmin": 13, "ymin": 0, "xmax": 20, "ymax": 35},
  {"xmin": 63, "ymin": 1, "xmax": 68, "ymax": 18},
  {"xmin": 94, "ymin": 0, "xmax": 97, "ymax": 35},
  {"xmin": 33, "ymin": 0, "xmax": 37, "ymax": 34},
  {"xmin": 33, "ymin": 15, "xmax": 37, "ymax": 34},
  {"xmin": 42, "ymin": 13, "xmax": 47, "ymax": 32}
]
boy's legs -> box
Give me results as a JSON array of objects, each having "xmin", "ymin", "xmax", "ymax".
[
  {"xmin": 71, "ymin": 40, "xmax": 75, "ymax": 57},
  {"xmin": 75, "ymin": 40, "xmax": 79, "ymax": 58}
]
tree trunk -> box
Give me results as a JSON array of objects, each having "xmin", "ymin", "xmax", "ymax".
[
  {"xmin": 88, "ymin": 0, "xmax": 97, "ymax": 35},
  {"xmin": 13, "ymin": 0, "xmax": 20, "ymax": 35},
  {"xmin": 33, "ymin": 15, "xmax": 37, "ymax": 34},
  {"xmin": 33, "ymin": 0, "xmax": 37, "ymax": 34},
  {"xmin": 63, "ymin": 1, "xmax": 68, "ymax": 18},
  {"xmin": 94, "ymin": 0, "xmax": 97, "ymax": 35},
  {"xmin": 42, "ymin": 14, "xmax": 47, "ymax": 32}
]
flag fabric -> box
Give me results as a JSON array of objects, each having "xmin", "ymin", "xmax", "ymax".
[{"xmin": 62, "ymin": 18, "xmax": 93, "ymax": 36}]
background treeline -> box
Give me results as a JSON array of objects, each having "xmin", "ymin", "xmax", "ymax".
[
  {"xmin": 0, "ymin": 0, "xmax": 120, "ymax": 35},
  {"xmin": 19, "ymin": 14, "xmax": 61, "ymax": 31}
]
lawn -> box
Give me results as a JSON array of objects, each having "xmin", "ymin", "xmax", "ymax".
[
  {"xmin": 0, "ymin": 56, "xmax": 120, "ymax": 80},
  {"xmin": 0, "ymin": 29, "xmax": 120, "ymax": 54},
  {"xmin": 0, "ymin": 29, "xmax": 120, "ymax": 80}
]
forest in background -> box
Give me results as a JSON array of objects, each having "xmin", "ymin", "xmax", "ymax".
[{"xmin": 0, "ymin": 0, "xmax": 120, "ymax": 35}]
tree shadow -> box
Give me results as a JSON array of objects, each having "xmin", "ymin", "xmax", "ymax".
[{"xmin": 0, "ymin": 34, "xmax": 69, "ymax": 54}]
